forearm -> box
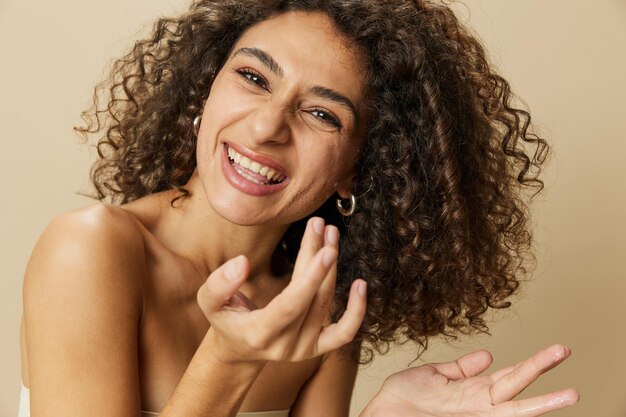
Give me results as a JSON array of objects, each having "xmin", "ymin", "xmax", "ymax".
[{"xmin": 159, "ymin": 334, "xmax": 266, "ymax": 417}]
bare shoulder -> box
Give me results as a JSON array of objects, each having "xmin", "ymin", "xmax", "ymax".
[
  {"xmin": 22, "ymin": 203, "xmax": 146, "ymax": 413},
  {"xmin": 33, "ymin": 202, "xmax": 145, "ymax": 258},
  {"xmin": 24, "ymin": 202, "xmax": 146, "ymax": 315}
]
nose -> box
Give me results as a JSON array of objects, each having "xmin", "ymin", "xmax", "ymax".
[{"xmin": 245, "ymin": 99, "xmax": 291, "ymax": 146}]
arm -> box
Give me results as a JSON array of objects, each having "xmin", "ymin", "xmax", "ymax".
[
  {"xmin": 158, "ymin": 337, "xmax": 265, "ymax": 417},
  {"xmin": 24, "ymin": 206, "xmax": 145, "ymax": 415},
  {"xmin": 290, "ymin": 343, "xmax": 360, "ymax": 417},
  {"xmin": 23, "ymin": 205, "xmax": 264, "ymax": 417},
  {"xmin": 164, "ymin": 217, "xmax": 367, "ymax": 416}
]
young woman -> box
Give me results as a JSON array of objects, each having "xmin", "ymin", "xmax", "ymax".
[{"xmin": 20, "ymin": 1, "xmax": 579, "ymax": 416}]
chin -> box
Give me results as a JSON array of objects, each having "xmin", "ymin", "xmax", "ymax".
[{"xmin": 205, "ymin": 192, "xmax": 279, "ymax": 226}]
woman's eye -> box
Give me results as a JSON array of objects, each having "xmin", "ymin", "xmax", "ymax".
[
  {"xmin": 236, "ymin": 68, "xmax": 268, "ymax": 90},
  {"xmin": 309, "ymin": 109, "xmax": 342, "ymax": 130}
]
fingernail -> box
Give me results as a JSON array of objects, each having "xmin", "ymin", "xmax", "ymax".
[
  {"xmin": 225, "ymin": 256, "xmax": 242, "ymax": 281},
  {"xmin": 358, "ymin": 281, "xmax": 367, "ymax": 297},
  {"xmin": 312, "ymin": 217, "xmax": 324, "ymax": 236},
  {"xmin": 553, "ymin": 345, "xmax": 568, "ymax": 361},
  {"xmin": 325, "ymin": 226, "xmax": 339, "ymax": 245},
  {"xmin": 550, "ymin": 390, "xmax": 579, "ymax": 407},
  {"xmin": 322, "ymin": 248, "xmax": 336, "ymax": 267}
]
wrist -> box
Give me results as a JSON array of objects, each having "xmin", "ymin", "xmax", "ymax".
[
  {"xmin": 160, "ymin": 331, "xmax": 266, "ymax": 417},
  {"xmin": 200, "ymin": 328, "xmax": 268, "ymax": 369}
]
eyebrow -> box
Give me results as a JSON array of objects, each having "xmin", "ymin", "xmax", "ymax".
[
  {"xmin": 310, "ymin": 85, "xmax": 359, "ymax": 124},
  {"xmin": 234, "ymin": 47, "xmax": 284, "ymax": 77},
  {"xmin": 231, "ymin": 47, "xmax": 360, "ymax": 123}
]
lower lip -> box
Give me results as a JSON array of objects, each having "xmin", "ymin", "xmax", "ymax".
[{"xmin": 220, "ymin": 143, "xmax": 289, "ymax": 196}]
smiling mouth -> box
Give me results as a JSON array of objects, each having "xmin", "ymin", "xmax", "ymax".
[{"xmin": 226, "ymin": 144, "xmax": 287, "ymax": 186}]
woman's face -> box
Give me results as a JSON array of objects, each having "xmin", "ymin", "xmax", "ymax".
[{"xmin": 196, "ymin": 11, "xmax": 367, "ymax": 226}]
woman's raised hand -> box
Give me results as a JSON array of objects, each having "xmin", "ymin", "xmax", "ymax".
[
  {"xmin": 361, "ymin": 344, "xmax": 579, "ymax": 417},
  {"xmin": 196, "ymin": 217, "xmax": 367, "ymax": 363}
]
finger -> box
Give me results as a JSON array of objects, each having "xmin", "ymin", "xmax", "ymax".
[
  {"xmin": 258, "ymin": 246, "xmax": 337, "ymax": 333},
  {"xmin": 279, "ymin": 223, "xmax": 338, "ymax": 332},
  {"xmin": 428, "ymin": 350, "xmax": 493, "ymax": 381},
  {"xmin": 296, "ymin": 225, "xmax": 340, "ymax": 333},
  {"xmin": 196, "ymin": 255, "xmax": 249, "ymax": 318},
  {"xmin": 296, "ymin": 252, "xmax": 337, "ymax": 345},
  {"xmin": 489, "ymin": 362, "xmax": 521, "ymax": 383},
  {"xmin": 494, "ymin": 388, "xmax": 579, "ymax": 417},
  {"xmin": 490, "ymin": 345, "xmax": 571, "ymax": 382},
  {"xmin": 490, "ymin": 344, "xmax": 572, "ymax": 404},
  {"xmin": 316, "ymin": 279, "xmax": 367, "ymax": 355},
  {"xmin": 291, "ymin": 217, "xmax": 325, "ymax": 281},
  {"xmin": 323, "ymin": 224, "xmax": 340, "ymax": 250}
]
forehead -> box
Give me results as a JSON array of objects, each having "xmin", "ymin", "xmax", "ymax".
[{"xmin": 230, "ymin": 11, "xmax": 366, "ymax": 103}]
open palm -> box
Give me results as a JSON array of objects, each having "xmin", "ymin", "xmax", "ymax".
[{"xmin": 362, "ymin": 344, "xmax": 579, "ymax": 417}]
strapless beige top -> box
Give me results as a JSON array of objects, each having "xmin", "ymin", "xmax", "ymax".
[{"xmin": 19, "ymin": 384, "xmax": 290, "ymax": 417}]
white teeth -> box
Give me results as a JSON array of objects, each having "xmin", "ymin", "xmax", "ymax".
[
  {"xmin": 234, "ymin": 165, "xmax": 267, "ymax": 185},
  {"xmin": 227, "ymin": 145, "xmax": 286, "ymax": 183}
]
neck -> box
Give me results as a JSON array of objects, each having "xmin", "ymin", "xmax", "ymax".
[{"xmin": 157, "ymin": 172, "xmax": 291, "ymax": 283}]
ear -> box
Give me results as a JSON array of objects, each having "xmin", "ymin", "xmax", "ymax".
[
  {"xmin": 335, "ymin": 140, "xmax": 366, "ymax": 198},
  {"xmin": 335, "ymin": 167, "xmax": 359, "ymax": 199}
]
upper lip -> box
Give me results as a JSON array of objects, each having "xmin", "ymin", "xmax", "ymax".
[{"xmin": 225, "ymin": 142, "xmax": 289, "ymax": 177}]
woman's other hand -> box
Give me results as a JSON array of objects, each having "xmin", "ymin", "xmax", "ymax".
[
  {"xmin": 196, "ymin": 216, "xmax": 367, "ymax": 363},
  {"xmin": 361, "ymin": 344, "xmax": 579, "ymax": 417}
]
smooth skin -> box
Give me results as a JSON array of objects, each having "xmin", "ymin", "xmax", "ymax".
[
  {"xmin": 361, "ymin": 346, "xmax": 579, "ymax": 416},
  {"xmin": 21, "ymin": 10, "xmax": 578, "ymax": 417},
  {"xmin": 198, "ymin": 218, "xmax": 367, "ymax": 363}
]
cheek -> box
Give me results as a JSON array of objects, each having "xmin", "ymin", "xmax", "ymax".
[
  {"xmin": 298, "ymin": 146, "xmax": 352, "ymax": 193},
  {"xmin": 322, "ymin": 143, "xmax": 357, "ymax": 179},
  {"xmin": 202, "ymin": 87, "xmax": 237, "ymax": 124},
  {"xmin": 202, "ymin": 74, "xmax": 255, "ymax": 124}
]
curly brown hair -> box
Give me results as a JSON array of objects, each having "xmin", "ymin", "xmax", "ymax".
[{"xmin": 76, "ymin": 0, "xmax": 549, "ymax": 364}]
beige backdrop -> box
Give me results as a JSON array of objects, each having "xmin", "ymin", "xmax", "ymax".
[{"xmin": 1, "ymin": 1, "xmax": 625, "ymax": 416}]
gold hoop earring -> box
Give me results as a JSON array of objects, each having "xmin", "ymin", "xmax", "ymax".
[
  {"xmin": 336, "ymin": 194, "xmax": 356, "ymax": 216},
  {"xmin": 193, "ymin": 115, "xmax": 201, "ymax": 136}
]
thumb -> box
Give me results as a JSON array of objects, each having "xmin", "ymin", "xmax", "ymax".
[
  {"xmin": 196, "ymin": 255, "xmax": 249, "ymax": 318},
  {"xmin": 431, "ymin": 350, "xmax": 493, "ymax": 381},
  {"xmin": 457, "ymin": 350, "xmax": 494, "ymax": 377}
]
